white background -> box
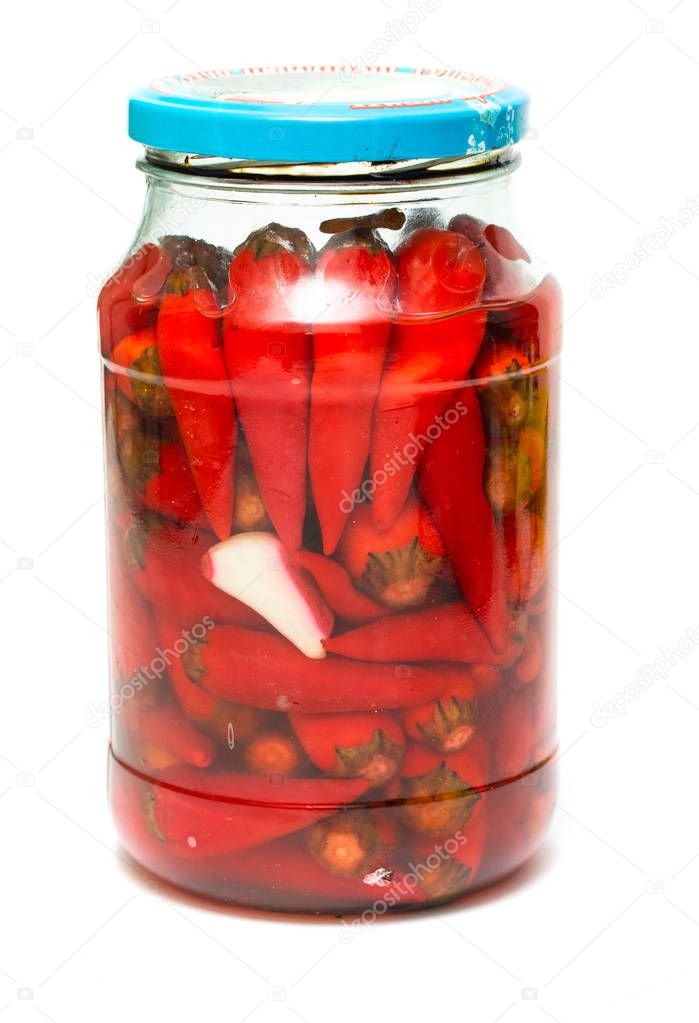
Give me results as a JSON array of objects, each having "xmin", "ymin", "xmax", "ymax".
[{"xmin": 2, "ymin": 0, "xmax": 698, "ymax": 1019}]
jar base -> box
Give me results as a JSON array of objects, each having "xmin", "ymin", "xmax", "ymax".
[{"xmin": 109, "ymin": 748, "xmax": 556, "ymax": 916}]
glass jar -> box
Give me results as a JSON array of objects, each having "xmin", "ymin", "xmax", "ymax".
[{"xmin": 100, "ymin": 67, "xmax": 561, "ymax": 914}]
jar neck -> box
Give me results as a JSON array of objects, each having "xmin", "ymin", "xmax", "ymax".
[{"xmin": 130, "ymin": 148, "xmax": 527, "ymax": 278}]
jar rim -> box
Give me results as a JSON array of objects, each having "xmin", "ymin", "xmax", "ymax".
[{"xmin": 137, "ymin": 146, "xmax": 520, "ymax": 195}]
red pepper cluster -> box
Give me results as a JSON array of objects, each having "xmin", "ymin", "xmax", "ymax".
[{"xmin": 101, "ymin": 213, "xmax": 561, "ymax": 913}]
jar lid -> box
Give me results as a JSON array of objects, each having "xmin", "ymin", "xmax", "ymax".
[{"xmin": 128, "ymin": 66, "xmax": 528, "ymax": 165}]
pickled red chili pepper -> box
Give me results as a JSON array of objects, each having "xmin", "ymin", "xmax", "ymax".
[
  {"xmin": 490, "ymin": 685, "xmax": 536, "ymax": 779},
  {"xmin": 293, "ymin": 550, "xmax": 387, "ymax": 625},
  {"xmin": 198, "ymin": 835, "xmax": 427, "ymax": 909},
  {"xmin": 370, "ymin": 227, "xmax": 486, "ymax": 532},
  {"xmin": 112, "ymin": 326, "xmax": 173, "ymax": 418},
  {"xmin": 488, "ymin": 274, "xmax": 562, "ymax": 364},
  {"xmin": 290, "ymin": 712, "xmax": 405, "ymax": 784},
  {"xmin": 337, "ymin": 493, "xmax": 444, "ymax": 610},
  {"xmin": 119, "ymin": 703, "xmax": 216, "ymax": 769},
  {"xmin": 181, "ymin": 623, "xmax": 447, "ymax": 712},
  {"xmin": 514, "ymin": 623, "xmax": 542, "ymax": 684},
  {"xmin": 399, "ymin": 738, "xmax": 489, "ymax": 838},
  {"xmin": 122, "ymin": 516, "xmax": 266, "ymax": 630},
  {"xmin": 143, "ymin": 768, "xmax": 371, "ymax": 859},
  {"xmin": 305, "ymin": 809, "xmax": 389, "ymax": 878},
  {"xmin": 449, "ymin": 214, "xmax": 532, "ymax": 303},
  {"xmin": 109, "ymin": 548, "xmax": 161, "ymax": 693},
  {"xmin": 325, "ymin": 602, "xmax": 521, "ymax": 665},
  {"xmin": 232, "ymin": 436, "xmax": 272, "ymax": 532},
  {"xmin": 504, "ymin": 509, "xmax": 548, "ymax": 606},
  {"xmin": 108, "ymin": 390, "xmax": 204, "ymax": 525},
  {"xmin": 418, "ymin": 384, "xmax": 508, "ymax": 651},
  {"xmin": 244, "ymin": 731, "xmax": 303, "ymax": 777},
  {"xmin": 309, "ymin": 229, "xmax": 396, "ymax": 554},
  {"xmin": 485, "ymin": 425, "xmax": 545, "ymax": 515},
  {"xmin": 157, "ymin": 268, "xmax": 237, "ymax": 540},
  {"xmin": 98, "ymin": 243, "xmax": 165, "ymax": 355},
  {"xmin": 224, "ymin": 224, "xmax": 314, "ymax": 551},
  {"xmin": 157, "ymin": 616, "xmax": 265, "ymax": 744},
  {"xmin": 400, "ymin": 671, "xmax": 477, "ymax": 753}
]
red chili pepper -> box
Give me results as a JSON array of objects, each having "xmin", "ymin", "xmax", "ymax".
[
  {"xmin": 110, "ymin": 549, "xmax": 161, "ymax": 698},
  {"xmin": 232, "ymin": 435, "xmax": 272, "ymax": 532},
  {"xmin": 122, "ymin": 516, "xmax": 267, "ymax": 630},
  {"xmin": 370, "ymin": 227, "xmax": 486, "ymax": 532},
  {"xmin": 417, "ymin": 384, "xmax": 508, "ymax": 651},
  {"xmin": 488, "ymin": 274, "xmax": 562, "ymax": 364},
  {"xmin": 119, "ymin": 703, "xmax": 216, "ymax": 769},
  {"xmin": 157, "ymin": 268, "xmax": 237, "ymax": 540},
  {"xmin": 181, "ymin": 623, "xmax": 447, "ymax": 713},
  {"xmin": 111, "ymin": 326, "xmax": 174, "ymax": 418},
  {"xmin": 224, "ymin": 224, "xmax": 314, "ymax": 551},
  {"xmin": 108, "ymin": 389, "xmax": 205, "ymax": 526},
  {"xmin": 514, "ymin": 622, "xmax": 542, "ymax": 684},
  {"xmin": 504, "ymin": 509, "xmax": 548, "ymax": 605},
  {"xmin": 336, "ymin": 493, "xmax": 445, "ymax": 610},
  {"xmin": 401, "ymin": 736, "xmax": 491, "ymax": 787},
  {"xmin": 198, "ymin": 834, "xmax": 427, "ymax": 909},
  {"xmin": 293, "ymin": 551, "xmax": 387, "ymax": 624},
  {"xmin": 324, "ymin": 602, "xmax": 521, "ymax": 665},
  {"xmin": 468, "ymin": 663, "xmax": 504, "ymax": 695},
  {"xmin": 244, "ymin": 731, "xmax": 303, "ymax": 777},
  {"xmin": 305, "ymin": 808, "xmax": 392, "ymax": 878},
  {"xmin": 290, "ymin": 712, "xmax": 405, "ymax": 785},
  {"xmin": 157, "ymin": 616, "xmax": 266, "ymax": 746},
  {"xmin": 398, "ymin": 737, "xmax": 490, "ymax": 838},
  {"xmin": 98, "ymin": 243, "xmax": 169, "ymax": 355},
  {"xmin": 142, "ymin": 768, "xmax": 371, "ymax": 859},
  {"xmin": 400, "ymin": 671, "xmax": 477, "ymax": 753},
  {"xmin": 490, "ymin": 685, "xmax": 535, "ymax": 779},
  {"xmin": 409, "ymin": 806, "xmax": 489, "ymax": 897},
  {"xmin": 472, "ymin": 338, "xmax": 530, "ymax": 381},
  {"xmin": 485, "ymin": 425, "xmax": 545, "ymax": 515},
  {"xmin": 309, "ymin": 229, "xmax": 397, "ymax": 554},
  {"xmin": 471, "ymin": 338, "xmax": 532, "ymax": 431},
  {"xmin": 449, "ymin": 214, "xmax": 531, "ymax": 303}
]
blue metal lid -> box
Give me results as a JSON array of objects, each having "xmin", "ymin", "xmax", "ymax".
[{"xmin": 128, "ymin": 66, "xmax": 528, "ymax": 164}]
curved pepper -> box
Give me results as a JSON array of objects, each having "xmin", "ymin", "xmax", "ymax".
[
  {"xmin": 156, "ymin": 616, "xmax": 266, "ymax": 746},
  {"xmin": 181, "ymin": 624, "xmax": 448, "ymax": 713},
  {"xmin": 157, "ymin": 268, "xmax": 237, "ymax": 540},
  {"xmin": 417, "ymin": 384, "xmax": 509, "ymax": 651},
  {"xmin": 224, "ymin": 224, "xmax": 314, "ymax": 551},
  {"xmin": 142, "ymin": 768, "xmax": 371, "ymax": 859},
  {"xmin": 370, "ymin": 227, "xmax": 486, "ymax": 532},
  {"xmin": 325, "ymin": 602, "xmax": 522, "ymax": 665},
  {"xmin": 310, "ymin": 229, "xmax": 397, "ymax": 553},
  {"xmin": 122, "ymin": 516, "xmax": 267, "ymax": 630},
  {"xmin": 448, "ymin": 214, "xmax": 532, "ymax": 303},
  {"xmin": 119, "ymin": 703, "xmax": 216, "ymax": 770},
  {"xmin": 98, "ymin": 243, "xmax": 169, "ymax": 356},
  {"xmin": 293, "ymin": 550, "xmax": 387, "ymax": 625}
]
